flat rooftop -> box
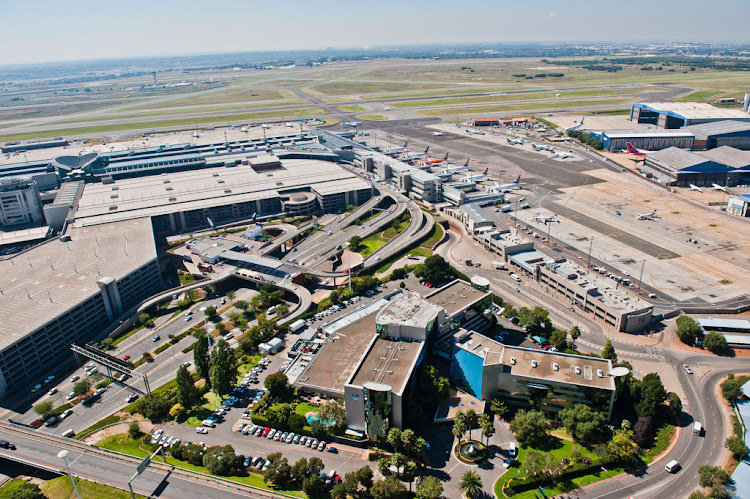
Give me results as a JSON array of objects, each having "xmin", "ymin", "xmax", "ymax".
[
  {"xmin": 434, "ymin": 388, "xmax": 486, "ymax": 422},
  {"xmin": 425, "ymin": 279, "xmax": 490, "ymax": 317},
  {"xmin": 602, "ymin": 129, "xmax": 695, "ymax": 138},
  {"xmin": 376, "ymin": 291, "xmax": 443, "ymax": 329},
  {"xmin": 349, "ymin": 338, "xmax": 423, "ymax": 395},
  {"xmin": 635, "ymin": 102, "xmax": 750, "ymax": 121},
  {"xmin": 0, "ymin": 218, "xmax": 156, "ymax": 350},
  {"xmin": 296, "ymin": 301, "xmax": 386, "ymax": 395},
  {"xmin": 74, "ymin": 159, "xmax": 370, "ymax": 225}
]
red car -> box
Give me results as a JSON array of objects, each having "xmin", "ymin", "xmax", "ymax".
[
  {"xmin": 261, "ymin": 427, "xmax": 271, "ymax": 437},
  {"xmin": 122, "ymin": 354, "xmax": 131, "ymax": 361},
  {"xmin": 424, "ymin": 282, "xmax": 432, "ymax": 288}
]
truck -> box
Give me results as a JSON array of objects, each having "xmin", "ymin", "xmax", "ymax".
[
  {"xmin": 693, "ymin": 422, "xmax": 703, "ymax": 436},
  {"xmin": 289, "ymin": 319, "xmax": 306, "ymax": 333},
  {"xmin": 492, "ymin": 261, "xmax": 506, "ymax": 270},
  {"xmin": 501, "ymin": 205, "xmax": 513, "ymax": 213}
]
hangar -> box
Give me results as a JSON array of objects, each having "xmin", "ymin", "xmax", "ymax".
[
  {"xmin": 687, "ymin": 120, "xmax": 750, "ymax": 150},
  {"xmin": 643, "ymin": 146, "xmax": 750, "ymax": 186},
  {"xmin": 598, "ymin": 129, "xmax": 695, "ymax": 152},
  {"xmin": 630, "ymin": 102, "xmax": 750, "ymax": 129}
]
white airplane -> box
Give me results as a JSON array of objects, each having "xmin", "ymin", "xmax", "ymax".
[
  {"xmin": 689, "ymin": 184, "xmax": 703, "ymax": 192},
  {"xmin": 461, "ymin": 168, "xmax": 489, "ymax": 183},
  {"xmin": 564, "ymin": 118, "xmax": 584, "ymax": 132},
  {"xmin": 532, "ymin": 144, "xmax": 552, "ymax": 151},
  {"xmin": 489, "ymin": 174, "xmax": 522, "ymax": 193},
  {"xmin": 532, "ymin": 214, "xmax": 558, "ymax": 224},
  {"xmin": 403, "ymin": 146, "xmax": 429, "ymax": 161},
  {"xmin": 342, "ymin": 120, "xmax": 362, "ymax": 127},
  {"xmin": 431, "ymin": 131, "xmax": 445, "ymax": 136},
  {"xmin": 384, "ymin": 107, "xmax": 391, "ymax": 111},
  {"xmin": 712, "ymin": 183, "xmax": 728, "ymax": 192},
  {"xmin": 507, "ymin": 137, "xmax": 524, "ymax": 145},
  {"xmin": 385, "ymin": 142, "xmax": 408, "ymax": 155},
  {"xmin": 553, "ymin": 151, "xmax": 574, "ymax": 159},
  {"xmin": 466, "ymin": 128, "xmax": 485, "ymax": 135},
  {"xmin": 637, "ymin": 210, "xmax": 657, "ymax": 220},
  {"xmin": 193, "ymin": 132, "xmax": 200, "ymax": 138},
  {"xmin": 444, "ymin": 159, "xmax": 470, "ymax": 174}
]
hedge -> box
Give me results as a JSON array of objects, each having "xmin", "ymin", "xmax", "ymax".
[{"xmin": 506, "ymin": 457, "xmax": 627, "ymax": 495}]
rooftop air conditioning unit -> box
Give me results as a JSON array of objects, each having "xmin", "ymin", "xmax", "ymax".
[
  {"xmin": 575, "ymin": 366, "xmax": 581, "ymax": 375},
  {"xmin": 553, "ymin": 363, "xmax": 559, "ymax": 371},
  {"xmin": 510, "ymin": 357, "xmax": 516, "ymax": 365},
  {"xmin": 531, "ymin": 360, "xmax": 538, "ymax": 368}
]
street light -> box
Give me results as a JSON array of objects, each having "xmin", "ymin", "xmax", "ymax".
[{"xmin": 57, "ymin": 450, "xmax": 81, "ymax": 499}]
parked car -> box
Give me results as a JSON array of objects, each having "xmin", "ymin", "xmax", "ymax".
[
  {"xmin": 683, "ymin": 364, "xmax": 694, "ymax": 375},
  {"xmin": 31, "ymin": 384, "xmax": 42, "ymax": 393},
  {"xmin": 326, "ymin": 446, "xmax": 338, "ymax": 454},
  {"xmin": 0, "ymin": 440, "xmax": 16, "ymax": 450}
]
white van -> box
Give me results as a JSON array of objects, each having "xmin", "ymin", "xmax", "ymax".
[
  {"xmin": 693, "ymin": 422, "xmax": 703, "ymax": 436},
  {"xmin": 665, "ymin": 460, "xmax": 680, "ymax": 473},
  {"xmin": 509, "ymin": 442, "xmax": 517, "ymax": 457},
  {"xmin": 61, "ymin": 429, "xmax": 75, "ymax": 438},
  {"xmin": 202, "ymin": 419, "xmax": 216, "ymax": 428},
  {"xmin": 510, "ymin": 274, "xmax": 521, "ymax": 282}
]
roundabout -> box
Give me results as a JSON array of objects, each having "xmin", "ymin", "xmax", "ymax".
[{"xmin": 455, "ymin": 439, "xmax": 488, "ymax": 465}]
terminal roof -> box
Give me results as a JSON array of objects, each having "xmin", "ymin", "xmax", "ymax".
[{"xmin": 425, "ymin": 279, "xmax": 490, "ymax": 317}]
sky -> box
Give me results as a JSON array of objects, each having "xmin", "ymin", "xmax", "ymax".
[{"xmin": 1, "ymin": 0, "xmax": 749, "ymax": 65}]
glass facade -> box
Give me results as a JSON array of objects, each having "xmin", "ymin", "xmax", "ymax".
[{"xmin": 363, "ymin": 386, "xmax": 391, "ymax": 441}]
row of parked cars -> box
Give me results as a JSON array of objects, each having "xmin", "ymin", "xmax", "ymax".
[{"xmin": 236, "ymin": 423, "xmax": 337, "ymax": 454}]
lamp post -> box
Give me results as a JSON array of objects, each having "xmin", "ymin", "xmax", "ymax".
[
  {"xmin": 637, "ymin": 259, "xmax": 646, "ymax": 295},
  {"xmin": 57, "ymin": 450, "xmax": 81, "ymax": 499},
  {"xmin": 344, "ymin": 242, "xmax": 352, "ymax": 294}
]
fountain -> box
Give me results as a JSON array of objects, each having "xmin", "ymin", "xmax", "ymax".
[{"xmin": 456, "ymin": 440, "xmax": 488, "ymax": 464}]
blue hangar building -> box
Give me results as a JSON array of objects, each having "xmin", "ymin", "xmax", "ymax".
[{"xmin": 630, "ymin": 102, "xmax": 750, "ymax": 129}]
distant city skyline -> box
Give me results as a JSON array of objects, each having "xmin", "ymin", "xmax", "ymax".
[{"xmin": 1, "ymin": 0, "xmax": 749, "ymax": 66}]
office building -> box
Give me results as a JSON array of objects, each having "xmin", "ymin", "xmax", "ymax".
[{"xmin": 0, "ymin": 178, "xmax": 44, "ymax": 228}]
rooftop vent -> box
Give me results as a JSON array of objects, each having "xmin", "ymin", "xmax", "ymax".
[
  {"xmin": 597, "ymin": 369, "xmax": 604, "ymax": 378},
  {"xmin": 531, "ymin": 360, "xmax": 538, "ymax": 368},
  {"xmin": 169, "ymin": 196, "xmax": 177, "ymax": 202},
  {"xmin": 111, "ymin": 186, "xmax": 119, "ymax": 191},
  {"xmin": 224, "ymin": 189, "xmax": 232, "ymax": 194},
  {"xmin": 110, "ymin": 194, "xmax": 118, "ymax": 199},
  {"xmin": 386, "ymin": 370, "xmax": 393, "ymax": 374},
  {"xmin": 575, "ymin": 366, "xmax": 581, "ymax": 375},
  {"xmin": 163, "ymin": 179, "xmax": 170, "ymax": 183},
  {"xmin": 510, "ymin": 357, "xmax": 516, "ymax": 365},
  {"xmin": 165, "ymin": 186, "xmax": 173, "ymax": 191},
  {"xmin": 108, "ymin": 205, "xmax": 117, "ymax": 211},
  {"xmin": 553, "ymin": 363, "xmax": 559, "ymax": 371}
]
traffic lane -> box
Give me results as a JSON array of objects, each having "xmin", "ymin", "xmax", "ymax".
[{"xmin": 0, "ymin": 429, "xmax": 255, "ymax": 499}]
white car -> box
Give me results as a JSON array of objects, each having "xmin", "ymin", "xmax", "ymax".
[
  {"xmin": 48, "ymin": 388, "xmax": 58, "ymax": 396},
  {"xmin": 196, "ymin": 427, "xmax": 209, "ymax": 434}
]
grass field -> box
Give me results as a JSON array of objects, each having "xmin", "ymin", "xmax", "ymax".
[
  {"xmin": 416, "ymin": 97, "xmax": 632, "ymax": 117},
  {"xmin": 356, "ymin": 114, "xmax": 388, "ymax": 121},
  {"xmin": 676, "ymin": 89, "xmax": 723, "ymax": 101},
  {"xmin": 294, "ymin": 402, "xmax": 318, "ymax": 417},
  {"xmin": 130, "ymin": 87, "xmax": 299, "ymax": 110},
  {"xmin": 388, "ymin": 88, "xmax": 633, "ymax": 108},
  {"xmin": 336, "ymin": 104, "xmax": 367, "ymax": 112},
  {"xmin": 303, "ymin": 80, "xmax": 456, "ymax": 96},
  {"xmin": 0, "ymin": 107, "xmax": 326, "ymax": 141},
  {"xmin": 362, "ymin": 85, "xmax": 537, "ymax": 100},
  {"xmin": 40, "ymin": 475, "xmax": 149, "ymax": 499}
]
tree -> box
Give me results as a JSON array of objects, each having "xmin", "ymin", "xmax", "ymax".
[
  {"xmin": 688, "ymin": 492, "xmax": 711, "ymax": 499},
  {"xmin": 401, "ymin": 429, "xmax": 416, "ymax": 457},
  {"xmin": 215, "ymin": 322, "xmax": 227, "ymax": 334},
  {"xmin": 413, "ymin": 437, "xmax": 427, "ymax": 458},
  {"xmin": 209, "ymin": 339, "xmax": 237, "ymax": 396},
  {"xmin": 137, "ymin": 393, "xmax": 172, "ymax": 422},
  {"xmin": 480, "ymin": 413, "xmax": 496, "ymax": 445},
  {"xmin": 636, "ymin": 373, "xmax": 667, "ymax": 418},
  {"xmin": 264, "ymin": 372, "xmax": 290, "ymax": 399},
  {"xmin": 355, "ymin": 465, "xmax": 373, "ymax": 490},
  {"xmin": 632, "ymin": 416, "xmax": 656, "ymax": 446},
  {"xmin": 414, "ymin": 255, "xmax": 455, "ymax": 285},
  {"xmin": 34, "ymin": 401, "xmax": 53, "ymax": 418},
  {"xmin": 516, "ymin": 306, "xmax": 552, "ymax": 335},
  {"xmin": 128, "ymin": 422, "xmax": 142, "ymax": 440},
  {"xmin": 416, "ymin": 475, "xmax": 444, "ymax": 499},
  {"xmin": 302, "ymin": 474, "xmax": 326, "ymax": 497},
  {"xmin": 524, "ymin": 450, "xmax": 544, "ymax": 476},
  {"xmin": 202, "ymin": 445, "xmax": 236, "ymax": 476},
  {"xmin": 318, "ymin": 400, "xmax": 346, "ymax": 430},
  {"xmin": 559, "ymin": 404, "xmax": 608, "ymax": 444},
  {"xmin": 726, "ymin": 435, "xmax": 749, "ymax": 459},
  {"xmin": 606, "ymin": 429, "xmax": 638, "ymax": 461},
  {"xmin": 464, "ymin": 409, "xmax": 477, "ymax": 441},
  {"xmin": 703, "ymin": 331, "xmax": 728, "ymax": 354},
  {"xmin": 387, "ymin": 427, "xmax": 403, "ymax": 452},
  {"xmin": 391, "ymin": 267, "xmax": 406, "ymax": 280},
  {"xmin": 288, "ymin": 413, "xmax": 306, "ymax": 433},
  {"xmin": 721, "ymin": 378, "xmax": 742, "ymax": 400},
  {"xmin": 403, "ymin": 460, "xmax": 419, "ymax": 491},
  {"xmin": 6, "ymin": 483, "xmax": 46, "ymax": 499},
  {"xmin": 509, "ymin": 409, "xmax": 549, "ymax": 445},
  {"xmin": 570, "ymin": 325, "xmax": 581, "ymax": 347},
  {"xmin": 235, "ymin": 300, "xmax": 249, "ymax": 311},
  {"xmin": 377, "ymin": 458, "xmax": 391, "ymax": 476},
  {"xmin": 193, "ymin": 335, "xmax": 211, "ymax": 386},
  {"xmin": 169, "ymin": 403, "xmax": 186, "ymax": 419},
  {"xmin": 371, "ymin": 475, "xmax": 407, "ymax": 499},
  {"xmin": 226, "ymin": 290, "xmax": 236, "ymax": 303},
  {"xmin": 264, "ymin": 452, "xmax": 292, "ymax": 488},
  {"xmin": 176, "ymin": 365, "xmax": 198, "ymax": 408},
  {"xmin": 549, "ymin": 329, "xmax": 568, "ymax": 351},
  {"xmin": 348, "ymin": 235, "xmax": 363, "ymax": 251},
  {"xmin": 676, "ymin": 315, "xmax": 702, "ymax": 346},
  {"xmin": 73, "ymin": 380, "xmax": 91, "ymax": 397},
  {"xmin": 458, "ymin": 470, "xmax": 483, "ymax": 499},
  {"xmin": 138, "ymin": 313, "xmax": 152, "ymax": 327},
  {"xmin": 602, "ymin": 339, "xmax": 617, "ymax": 361},
  {"xmin": 204, "ymin": 306, "xmax": 218, "ymax": 320},
  {"xmin": 698, "ymin": 465, "xmax": 730, "ymax": 489},
  {"xmin": 490, "ymin": 398, "xmax": 508, "ymax": 421}
]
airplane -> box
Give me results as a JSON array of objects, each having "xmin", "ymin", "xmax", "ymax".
[
  {"xmin": 532, "ymin": 214, "xmax": 558, "ymax": 224},
  {"xmin": 507, "ymin": 137, "xmax": 524, "ymax": 145},
  {"xmin": 564, "ymin": 117, "xmax": 584, "ymax": 132},
  {"xmin": 532, "ymin": 144, "xmax": 552, "ymax": 152},
  {"xmin": 431, "ymin": 131, "xmax": 445, "ymax": 136},
  {"xmin": 637, "ymin": 210, "xmax": 657, "ymax": 220},
  {"xmin": 193, "ymin": 132, "xmax": 200, "ymax": 138},
  {"xmin": 461, "ymin": 168, "xmax": 490, "ymax": 183},
  {"xmin": 489, "ymin": 174, "xmax": 522, "ymax": 193},
  {"xmin": 689, "ymin": 184, "xmax": 703, "ymax": 192},
  {"xmin": 342, "ymin": 120, "xmax": 362, "ymax": 127},
  {"xmin": 625, "ymin": 142, "xmax": 654, "ymax": 156},
  {"xmin": 422, "ymin": 152, "xmax": 449, "ymax": 166},
  {"xmin": 385, "ymin": 142, "xmax": 408, "ymax": 155},
  {"xmin": 403, "ymin": 146, "xmax": 429, "ymax": 161},
  {"xmin": 553, "ymin": 151, "xmax": 574, "ymax": 159},
  {"xmin": 384, "ymin": 107, "xmax": 391, "ymax": 111},
  {"xmin": 712, "ymin": 183, "xmax": 728, "ymax": 192},
  {"xmin": 444, "ymin": 159, "xmax": 470, "ymax": 174},
  {"xmin": 466, "ymin": 128, "xmax": 485, "ymax": 135}
]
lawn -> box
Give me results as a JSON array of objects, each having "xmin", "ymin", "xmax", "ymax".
[
  {"xmin": 388, "ymin": 89, "xmax": 631, "ymax": 108},
  {"xmin": 356, "ymin": 114, "xmax": 388, "ymax": 121},
  {"xmin": 237, "ymin": 355, "xmax": 264, "ymax": 378},
  {"xmin": 415, "ymin": 97, "xmax": 632, "ymax": 117},
  {"xmin": 303, "ymin": 80, "xmax": 454, "ymax": 96},
  {"xmin": 40, "ymin": 475, "xmax": 149, "ymax": 499},
  {"xmin": 337, "ymin": 104, "xmax": 367, "ymax": 112},
  {"xmin": 294, "ymin": 402, "xmax": 318, "ymax": 417},
  {"xmin": 419, "ymin": 220, "xmax": 444, "ymax": 249},
  {"xmin": 497, "ymin": 437, "xmax": 626, "ymax": 498},
  {"xmin": 357, "ymin": 233, "xmax": 387, "ymax": 257},
  {"xmin": 184, "ymin": 391, "xmax": 224, "ymax": 427},
  {"xmin": 73, "ymin": 414, "xmax": 121, "ymax": 440},
  {"xmin": 0, "ymin": 479, "xmax": 27, "ymax": 497}
]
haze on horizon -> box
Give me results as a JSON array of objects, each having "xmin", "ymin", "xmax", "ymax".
[{"xmin": 1, "ymin": 0, "xmax": 749, "ymax": 66}]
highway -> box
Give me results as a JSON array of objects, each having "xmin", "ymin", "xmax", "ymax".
[{"xmin": 0, "ymin": 422, "xmax": 289, "ymax": 499}]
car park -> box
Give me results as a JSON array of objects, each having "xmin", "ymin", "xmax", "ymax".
[
  {"xmin": 70, "ymin": 375, "xmax": 80, "ymax": 383},
  {"xmin": 196, "ymin": 427, "xmax": 209, "ymax": 434},
  {"xmin": 47, "ymin": 388, "xmax": 58, "ymax": 396}
]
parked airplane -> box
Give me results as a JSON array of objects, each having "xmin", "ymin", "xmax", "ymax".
[
  {"xmin": 625, "ymin": 142, "xmax": 654, "ymax": 156},
  {"xmin": 431, "ymin": 131, "xmax": 445, "ymax": 136},
  {"xmin": 690, "ymin": 184, "xmax": 703, "ymax": 192},
  {"xmin": 532, "ymin": 144, "xmax": 553, "ymax": 151},
  {"xmin": 489, "ymin": 174, "xmax": 522, "ymax": 193},
  {"xmin": 507, "ymin": 137, "xmax": 524, "ymax": 145},
  {"xmin": 461, "ymin": 168, "xmax": 489, "ymax": 183},
  {"xmin": 403, "ymin": 146, "xmax": 429, "ymax": 161},
  {"xmin": 553, "ymin": 151, "xmax": 574, "ymax": 159},
  {"xmin": 637, "ymin": 210, "xmax": 657, "ymax": 220},
  {"xmin": 193, "ymin": 132, "xmax": 200, "ymax": 138},
  {"xmin": 466, "ymin": 128, "xmax": 485, "ymax": 135},
  {"xmin": 385, "ymin": 142, "xmax": 408, "ymax": 155},
  {"xmin": 422, "ymin": 152, "xmax": 449, "ymax": 166},
  {"xmin": 532, "ymin": 214, "xmax": 558, "ymax": 224},
  {"xmin": 712, "ymin": 183, "xmax": 728, "ymax": 192},
  {"xmin": 384, "ymin": 107, "xmax": 391, "ymax": 111},
  {"xmin": 564, "ymin": 118, "xmax": 584, "ymax": 132},
  {"xmin": 342, "ymin": 120, "xmax": 362, "ymax": 127},
  {"xmin": 444, "ymin": 159, "xmax": 470, "ymax": 174}
]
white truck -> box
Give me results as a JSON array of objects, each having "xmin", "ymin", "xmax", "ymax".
[{"xmin": 289, "ymin": 319, "xmax": 306, "ymax": 333}]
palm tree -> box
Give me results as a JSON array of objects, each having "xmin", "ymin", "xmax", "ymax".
[
  {"xmin": 452, "ymin": 420, "xmax": 467, "ymax": 444},
  {"xmin": 387, "ymin": 427, "xmax": 402, "ymax": 453},
  {"xmin": 465, "ymin": 409, "xmax": 477, "ymax": 441},
  {"xmin": 478, "ymin": 413, "xmax": 495, "ymax": 445},
  {"xmin": 458, "ymin": 470, "xmax": 483, "ymax": 499},
  {"xmin": 226, "ymin": 290, "xmax": 236, "ymax": 303},
  {"xmin": 401, "ymin": 428, "xmax": 416, "ymax": 458}
]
